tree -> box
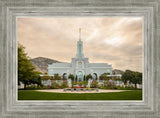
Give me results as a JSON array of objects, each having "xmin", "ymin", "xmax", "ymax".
[
  {"xmin": 36, "ymin": 76, "xmax": 42, "ymax": 87},
  {"xmin": 100, "ymin": 73, "xmax": 109, "ymax": 80},
  {"xmin": 18, "ymin": 44, "xmax": 40, "ymax": 89},
  {"xmin": 41, "ymin": 75, "xmax": 52, "ymax": 80},
  {"xmin": 103, "ymin": 73, "xmax": 110, "ymax": 75},
  {"xmin": 29, "ymin": 71, "xmax": 41, "ymax": 86},
  {"xmin": 83, "ymin": 75, "xmax": 86, "ymax": 81},
  {"xmin": 75, "ymin": 75, "xmax": 77, "ymax": 82},
  {"xmin": 122, "ymin": 70, "xmax": 142, "ymax": 89},
  {"xmin": 68, "ymin": 74, "xmax": 74, "ymax": 81},
  {"xmin": 131, "ymin": 72, "xmax": 142, "ymax": 89},
  {"xmin": 121, "ymin": 70, "xmax": 133, "ymax": 84},
  {"xmin": 53, "ymin": 73, "xmax": 61, "ymax": 80},
  {"xmin": 86, "ymin": 74, "xmax": 92, "ymax": 81}
]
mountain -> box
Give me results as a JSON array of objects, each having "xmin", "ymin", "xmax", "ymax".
[
  {"xmin": 30, "ymin": 57, "xmax": 61, "ymax": 73},
  {"xmin": 112, "ymin": 69, "xmax": 124, "ymax": 75}
]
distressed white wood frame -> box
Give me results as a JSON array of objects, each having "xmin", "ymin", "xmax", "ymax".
[{"xmin": 0, "ymin": 0, "xmax": 159, "ymax": 118}]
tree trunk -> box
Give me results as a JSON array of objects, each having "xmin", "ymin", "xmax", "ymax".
[
  {"xmin": 24, "ymin": 83, "xmax": 26, "ymax": 89},
  {"xmin": 135, "ymin": 83, "xmax": 137, "ymax": 90}
]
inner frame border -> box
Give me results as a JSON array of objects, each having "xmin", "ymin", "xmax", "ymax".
[{"xmin": 0, "ymin": 0, "xmax": 159, "ymax": 117}]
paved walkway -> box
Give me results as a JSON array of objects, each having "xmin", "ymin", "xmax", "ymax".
[{"xmin": 36, "ymin": 89, "xmax": 129, "ymax": 93}]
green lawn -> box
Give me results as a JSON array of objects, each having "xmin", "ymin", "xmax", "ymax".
[{"xmin": 18, "ymin": 90, "xmax": 142, "ymax": 100}]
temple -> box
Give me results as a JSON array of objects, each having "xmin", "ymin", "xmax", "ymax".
[{"xmin": 48, "ymin": 28, "xmax": 112, "ymax": 82}]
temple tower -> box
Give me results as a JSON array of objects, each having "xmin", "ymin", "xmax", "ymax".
[{"xmin": 76, "ymin": 28, "xmax": 84, "ymax": 58}]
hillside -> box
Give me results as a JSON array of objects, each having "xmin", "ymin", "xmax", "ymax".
[
  {"xmin": 30, "ymin": 57, "xmax": 61, "ymax": 73},
  {"xmin": 112, "ymin": 69, "xmax": 124, "ymax": 75}
]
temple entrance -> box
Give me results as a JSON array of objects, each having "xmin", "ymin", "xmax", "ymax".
[{"xmin": 77, "ymin": 71, "xmax": 83, "ymax": 82}]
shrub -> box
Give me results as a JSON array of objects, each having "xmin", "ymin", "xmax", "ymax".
[
  {"xmin": 90, "ymin": 80, "xmax": 99, "ymax": 88},
  {"xmin": 41, "ymin": 76, "xmax": 52, "ymax": 80},
  {"xmin": 24, "ymin": 86, "xmax": 45, "ymax": 90},
  {"xmin": 78, "ymin": 82, "xmax": 83, "ymax": 86},
  {"xmin": 47, "ymin": 85, "xmax": 52, "ymax": 89},
  {"xmin": 51, "ymin": 82, "xmax": 59, "ymax": 89},
  {"xmin": 61, "ymin": 80, "xmax": 68, "ymax": 88},
  {"xmin": 82, "ymin": 81, "xmax": 88, "ymax": 87},
  {"xmin": 104, "ymin": 80, "xmax": 115, "ymax": 89},
  {"xmin": 53, "ymin": 73, "xmax": 61, "ymax": 80}
]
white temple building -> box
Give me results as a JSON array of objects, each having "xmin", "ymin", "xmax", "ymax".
[{"xmin": 48, "ymin": 29, "xmax": 112, "ymax": 81}]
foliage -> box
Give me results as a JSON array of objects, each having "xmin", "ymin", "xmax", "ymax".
[
  {"xmin": 53, "ymin": 73, "xmax": 61, "ymax": 80},
  {"xmin": 100, "ymin": 85, "xmax": 142, "ymax": 90},
  {"xmin": 78, "ymin": 82, "xmax": 83, "ymax": 86},
  {"xmin": 90, "ymin": 80, "xmax": 99, "ymax": 88},
  {"xmin": 103, "ymin": 73, "xmax": 110, "ymax": 75},
  {"xmin": 61, "ymin": 80, "xmax": 68, "ymax": 88},
  {"xmin": 111, "ymin": 77, "xmax": 121, "ymax": 81},
  {"xmin": 41, "ymin": 75, "xmax": 52, "ymax": 80},
  {"xmin": 122, "ymin": 70, "xmax": 133, "ymax": 84},
  {"xmin": 106, "ymin": 81, "xmax": 115, "ymax": 89},
  {"xmin": 21, "ymin": 86, "xmax": 44, "ymax": 90},
  {"xmin": 28, "ymin": 74, "xmax": 41, "ymax": 87},
  {"xmin": 51, "ymin": 81, "xmax": 59, "ymax": 89},
  {"xmin": 100, "ymin": 73, "xmax": 109, "ymax": 80},
  {"xmin": 82, "ymin": 81, "xmax": 88, "ymax": 87},
  {"xmin": 122, "ymin": 70, "xmax": 142, "ymax": 89},
  {"xmin": 68, "ymin": 74, "xmax": 74, "ymax": 81},
  {"xmin": 116, "ymin": 86, "xmax": 138, "ymax": 90},
  {"xmin": 18, "ymin": 43, "xmax": 41, "ymax": 89},
  {"xmin": 131, "ymin": 72, "xmax": 142, "ymax": 89},
  {"xmin": 75, "ymin": 75, "xmax": 77, "ymax": 82},
  {"xmin": 102, "ymin": 80, "xmax": 116, "ymax": 89},
  {"xmin": 83, "ymin": 75, "xmax": 86, "ymax": 81},
  {"xmin": 86, "ymin": 74, "xmax": 92, "ymax": 81}
]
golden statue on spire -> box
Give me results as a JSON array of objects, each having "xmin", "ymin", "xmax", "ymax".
[{"xmin": 79, "ymin": 28, "xmax": 81, "ymax": 33}]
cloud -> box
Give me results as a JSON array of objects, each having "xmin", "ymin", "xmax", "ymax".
[{"xmin": 18, "ymin": 17, "xmax": 143, "ymax": 72}]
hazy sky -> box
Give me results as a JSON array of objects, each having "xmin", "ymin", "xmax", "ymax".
[{"xmin": 17, "ymin": 17, "xmax": 143, "ymax": 72}]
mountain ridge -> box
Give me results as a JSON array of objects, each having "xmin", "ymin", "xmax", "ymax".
[{"xmin": 30, "ymin": 57, "xmax": 61, "ymax": 73}]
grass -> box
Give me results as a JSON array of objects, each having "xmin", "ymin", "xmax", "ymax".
[{"xmin": 18, "ymin": 90, "xmax": 142, "ymax": 100}]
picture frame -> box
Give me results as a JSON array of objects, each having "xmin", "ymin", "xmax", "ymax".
[{"xmin": 0, "ymin": 0, "xmax": 159, "ymax": 118}]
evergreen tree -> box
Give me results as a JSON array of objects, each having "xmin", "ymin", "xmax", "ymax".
[
  {"xmin": 86, "ymin": 74, "xmax": 92, "ymax": 81},
  {"xmin": 68, "ymin": 74, "xmax": 74, "ymax": 81}
]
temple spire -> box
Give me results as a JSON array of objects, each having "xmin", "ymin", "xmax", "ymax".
[
  {"xmin": 76, "ymin": 28, "xmax": 84, "ymax": 58},
  {"xmin": 79, "ymin": 28, "xmax": 81, "ymax": 40}
]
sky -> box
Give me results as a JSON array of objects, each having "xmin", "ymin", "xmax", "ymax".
[{"xmin": 17, "ymin": 17, "xmax": 143, "ymax": 72}]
